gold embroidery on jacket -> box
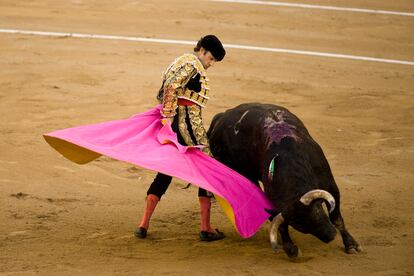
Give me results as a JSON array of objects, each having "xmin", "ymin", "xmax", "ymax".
[
  {"xmin": 162, "ymin": 86, "xmax": 178, "ymax": 118},
  {"xmin": 178, "ymin": 106, "xmax": 195, "ymax": 146},
  {"xmin": 187, "ymin": 105, "xmax": 211, "ymax": 155}
]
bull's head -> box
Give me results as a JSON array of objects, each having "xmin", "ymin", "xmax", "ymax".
[{"xmin": 269, "ymin": 189, "xmax": 337, "ymax": 254}]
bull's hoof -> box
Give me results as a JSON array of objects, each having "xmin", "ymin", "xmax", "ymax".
[
  {"xmin": 284, "ymin": 244, "xmax": 302, "ymax": 258},
  {"xmin": 345, "ymin": 244, "xmax": 363, "ymax": 254},
  {"xmin": 271, "ymin": 243, "xmax": 281, "ymax": 253},
  {"xmin": 271, "ymin": 238, "xmax": 283, "ymax": 253}
]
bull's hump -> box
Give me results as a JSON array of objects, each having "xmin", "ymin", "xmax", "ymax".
[{"xmin": 263, "ymin": 110, "xmax": 299, "ymax": 147}]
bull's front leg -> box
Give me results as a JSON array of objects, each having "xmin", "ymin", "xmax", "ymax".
[
  {"xmin": 329, "ymin": 209, "xmax": 362, "ymax": 254},
  {"xmin": 279, "ymin": 222, "xmax": 302, "ymax": 258}
]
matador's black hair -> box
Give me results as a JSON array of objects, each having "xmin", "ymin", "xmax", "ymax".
[{"xmin": 194, "ymin": 35, "xmax": 226, "ymax": 61}]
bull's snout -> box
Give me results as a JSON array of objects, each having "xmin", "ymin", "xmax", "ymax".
[{"xmin": 317, "ymin": 227, "xmax": 337, "ymax": 243}]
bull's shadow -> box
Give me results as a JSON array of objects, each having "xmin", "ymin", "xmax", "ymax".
[{"xmin": 207, "ymin": 103, "xmax": 362, "ymax": 258}]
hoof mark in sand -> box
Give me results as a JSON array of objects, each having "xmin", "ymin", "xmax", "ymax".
[
  {"xmin": 84, "ymin": 180, "xmax": 110, "ymax": 188},
  {"xmin": 45, "ymin": 197, "xmax": 79, "ymax": 204},
  {"xmin": 127, "ymin": 166, "xmax": 141, "ymax": 173},
  {"xmin": 8, "ymin": 230, "xmax": 29, "ymax": 237},
  {"xmin": 0, "ymin": 159, "xmax": 17, "ymax": 164},
  {"xmin": 10, "ymin": 192, "xmax": 29, "ymax": 199},
  {"xmin": 87, "ymin": 232, "xmax": 108, "ymax": 239},
  {"xmin": 36, "ymin": 212, "xmax": 58, "ymax": 219},
  {"xmin": 53, "ymin": 166, "xmax": 76, "ymax": 173},
  {"xmin": 10, "ymin": 193, "xmax": 80, "ymax": 205},
  {"xmin": 2, "ymin": 179, "xmax": 18, "ymax": 183},
  {"xmin": 362, "ymin": 235, "xmax": 396, "ymax": 247},
  {"xmin": 115, "ymin": 234, "xmax": 133, "ymax": 240},
  {"xmin": 10, "ymin": 212, "xmax": 24, "ymax": 219}
]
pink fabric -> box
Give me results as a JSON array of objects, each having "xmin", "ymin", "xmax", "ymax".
[{"xmin": 44, "ymin": 105, "xmax": 274, "ymax": 238}]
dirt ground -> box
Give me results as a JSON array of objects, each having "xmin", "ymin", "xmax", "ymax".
[{"xmin": 1, "ymin": 0, "xmax": 413, "ymax": 275}]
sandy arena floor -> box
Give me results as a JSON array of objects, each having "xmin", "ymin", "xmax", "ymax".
[{"xmin": 1, "ymin": 0, "xmax": 413, "ymax": 275}]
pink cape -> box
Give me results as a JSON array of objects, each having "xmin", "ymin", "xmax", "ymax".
[{"xmin": 43, "ymin": 105, "xmax": 274, "ymax": 238}]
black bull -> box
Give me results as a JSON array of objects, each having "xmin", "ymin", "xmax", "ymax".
[{"xmin": 207, "ymin": 103, "xmax": 362, "ymax": 257}]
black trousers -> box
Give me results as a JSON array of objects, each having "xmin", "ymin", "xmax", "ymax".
[{"xmin": 147, "ymin": 107, "xmax": 209, "ymax": 199}]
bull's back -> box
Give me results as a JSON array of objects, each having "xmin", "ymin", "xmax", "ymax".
[
  {"xmin": 208, "ymin": 103, "xmax": 306, "ymax": 149},
  {"xmin": 208, "ymin": 103, "xmax": 297, "ymax": 181},
  {"xmin": 207, "ymin": 103, "xmax": 334, "ymax": 191}
]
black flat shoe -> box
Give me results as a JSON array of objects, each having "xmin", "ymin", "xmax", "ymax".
[
  {"xmin": 199, "ymin": 229, "xmax": 225, "ymax": 242},
  {"xmin": 134, "ymin": 227, "xmax": 147, "ymax": 238}
]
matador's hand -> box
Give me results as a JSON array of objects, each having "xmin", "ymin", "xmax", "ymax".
[{"xmin": 161, "ymin": 117, "xmax": 174, "ymax": 125}]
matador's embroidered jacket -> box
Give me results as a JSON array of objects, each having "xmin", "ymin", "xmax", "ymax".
[{"xmin": 156, "ymin": 53, "xmax": 211, "ymax": 155}]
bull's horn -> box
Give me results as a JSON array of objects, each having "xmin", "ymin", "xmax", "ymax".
[
  {"xmin": 299, "ymin": 189, "xmax": 336, "ymax": 213},
  {"xmin": 269, "ymin": 213, "xmax": 284, "ymax": 253}
]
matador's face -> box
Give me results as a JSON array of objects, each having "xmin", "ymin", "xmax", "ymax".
[{"xmin": 197, "ymin": 48, "xmax": 217, "ymax": 70}]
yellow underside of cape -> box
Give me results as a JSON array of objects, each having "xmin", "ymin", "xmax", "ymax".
[
  {"xmin": 43, "ymin": 135, "xmax": 101, "ymax": 164},
  {"xmin": 215, "ymin": 194, "xmax": 236, "ymax": 229}
]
